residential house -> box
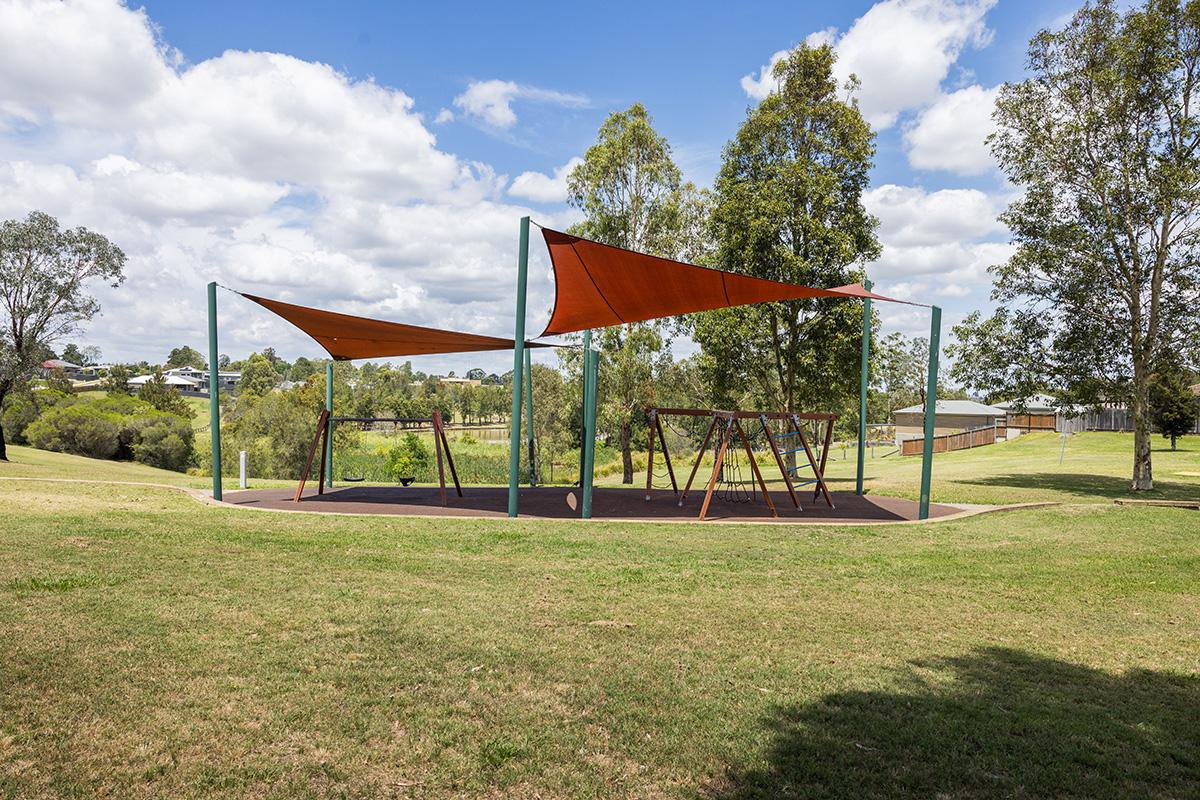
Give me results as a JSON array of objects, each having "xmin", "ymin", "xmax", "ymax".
[{"xmin": 892, "ymin": 400, "xmax": 1006, "ymax": 442}]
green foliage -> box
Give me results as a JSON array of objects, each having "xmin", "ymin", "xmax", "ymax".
[
  {"xmin": 25, "ymin": 403, "xmax": 123, "ymax": 459},
  {"xmin": 102, "ymin": 364, "xmax": 132, "ymax": 394},
  {"xmin": 1149, "ymin": 365, "xmax": 1200, "ymax": 449},
  {"xmin": 382, "ymin": 433, "xmax": 431, "ymax": 482},
  {"xmin": 970, "ymin": 0, "xmax": 1200, "ymax": 489},
  {"xmin": 565, "ymin": 103, "xmax": 707, "ymax": 482},
  {"xmin": 23, "ymin": 395, "xmax": 195, "ymax": 470},
  {"xmin": 0, "ymin": 210, "xmax": 126, "ymax": 460},
  {"xmin": 1, "ymin": 389, "xmax": 68, "ymax": 444},
  {"xmin": 237, "ymin": 353, "xmax": 278, "ymax": 397},
  {"xmin": 693, "ymin": 43, "xmax": 879, "ymax": 414},
  {"xmin": 137, "ymin": 370, "xmax": 196, "ymax": 418},
  {"xmin": 165, "ymin": 346, "xmax": 206, "ymax": 370},
  {"xmin": 128, "ymin": 414, "xmax": 194, "ymax": 471}
]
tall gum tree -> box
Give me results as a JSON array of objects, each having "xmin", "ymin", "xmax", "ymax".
[
  {"xmin": 565, "ymin": 103, "xmax": 706, "ymax": 483},
  {"xmin": 0, "ymin": 211, "xmax": 125, "ymax": 460},
  {"xmin": 691, "ymin": 43, "xmax": 880, "ymax": 418},
  {"xmin": 954, "ymin": 0, "xmax": 1200, "ymax": 490}
]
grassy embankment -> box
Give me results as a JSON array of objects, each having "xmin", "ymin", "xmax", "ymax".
[{"xmin": 2, "ymin": 435, "xmax": 1198, "ymax": 797}]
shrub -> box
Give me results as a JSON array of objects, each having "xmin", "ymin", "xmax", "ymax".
[
  {"xmin": 25, "ymin": 403, "xmax": 122, "ymax": 459},
  {"xmin": 129, "ymin": 414, "xmax": 195, "ymax": 471},
  {"xmin": 2, "ymin": 389, "xmax": 69, "ymax": 444},
  {"xmin": 383, "ymin": 432, "xmax": 431, "ymax": 481}
]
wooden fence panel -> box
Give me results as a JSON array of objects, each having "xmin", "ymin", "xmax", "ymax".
[
  {"xmin": 901, "ymin": 424, "xmax": 1002, "ymax": 456},
  {"xmin": 1007, "ymin": 413, "xmax": 1056, "ymax": 431}
]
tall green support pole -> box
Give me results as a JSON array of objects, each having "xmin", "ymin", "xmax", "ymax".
[
  {"xmin": 578, "ymin": 329, "xmax": 592, "ymax": 488},
  {"xmin": 918, "ymin": 305, "xmax": 942, "ymax": 520},
  {"xmin": 325, "ymin": 362, "xmax": 334, "ymax": 488},
  {"xmin": 507, "ymin": 216, "xmax": 530, "ymax": 517},
  {"xmin": 856, "ymin": 279, "xmax": 873, "ymax": 496},
  {"xmin": 207, "ymin": 282, "xmax": 222, "ymax": 501},
  {"xmin": 581, "ymin": 343, "xmax": 598, "ymax": 519},
  {"xmin": 524, "ymin": 347, "xmax": 535, "ymax": 486}
]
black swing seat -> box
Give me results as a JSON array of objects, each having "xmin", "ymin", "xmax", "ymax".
[
  {"xmin": 342, "ymin": 475, "xmax": 365, "ymax": 482},
  {"xmin": 398, "ymin": 477, "xmax": 416, "ymax": 487}
]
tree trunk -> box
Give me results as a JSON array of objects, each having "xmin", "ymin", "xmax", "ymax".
[
  {"xmin": 1130, "ymin": 382, "xmax": 1154, "ymax": 491},
  {"xmin": 0, "ymin": 385, "xmax": 8, "ymax": 460},
  {"xmin": 620, "ymin": 421, "xmax": 633, "ymax": 484},
  {"xmin": 1171, "ymin": 435, "xmax": 1177, "ymax": 451}
]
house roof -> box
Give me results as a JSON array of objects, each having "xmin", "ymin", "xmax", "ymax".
[
  {"xmin": 128, "ymin": 373, "xmax": 199, "ymax": 386},
  {"xmin": 893, "ymin": 400, "xmax": 1006, "ymax": 416},
  {"xmin": 995, "ymin": 393, "xmax": 1058, "ymax": 411}
]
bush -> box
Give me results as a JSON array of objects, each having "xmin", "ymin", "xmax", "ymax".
[
  {"xmin": 2, "ymin": 389, "xmax": 69, "ymax": 444},
  {"xmin": 25, "ymin": 403, "xmax": 122, "ymax": 459},
  {"xmin": 383, "ymin": 433, "xmax": 431, "ymax": 481},
  {"xmin": 129, "ymin": 414, "xmax": 195, "ymax": 471},
  {"xmin": 23, "ymin": 394, "xmax": 196, "ymax": 471}
]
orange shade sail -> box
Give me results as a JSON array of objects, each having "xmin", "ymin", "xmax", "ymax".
[
  {"xmin": 241, "ymin": 293, "xmax": 547, "ymax": 360},
  {"xmin": 538, "ymin": 227, "xmax": 910, "ymax": 336}
]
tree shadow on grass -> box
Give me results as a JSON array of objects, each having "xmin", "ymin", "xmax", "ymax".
[
  {"xmin": 704, "ymin": 648, "xmax": 1198, "ymax": 800},
  {"xmin": 954, "ymin": 472, "xmax": 1200, "ymax": 501}
]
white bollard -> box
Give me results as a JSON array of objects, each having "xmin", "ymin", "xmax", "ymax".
[{"xmin": 239, "ymin": 450, "xmax": 247, "ymax": 489}]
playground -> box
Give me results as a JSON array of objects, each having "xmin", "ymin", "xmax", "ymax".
[{"xmin": 205, "ymin": 220, "xmax": 948, "ymax": 525}]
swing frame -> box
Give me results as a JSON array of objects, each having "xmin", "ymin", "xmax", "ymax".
[
  {"xmin": 645, "ymin": 407, "xmax": 837, "ymax": 520},
  {"xmin": 294, "ymin": 409, "xmax": 462, "ymax": 505}
]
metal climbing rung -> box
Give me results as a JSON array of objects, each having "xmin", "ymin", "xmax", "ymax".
[
  {"xmin": 794, "ymin": 479, "xmax": 818, "ymax": 487},
  {"xmin": 786, "ymin": 463, "xmax": 814, "ymax": 473},
  {"xmin": 773, "ymin": 431, "xmax": 801, "ymax": 438},
  {"xmin": 781, "ymin": 447, "xmax": 808, "ymax": 456}
]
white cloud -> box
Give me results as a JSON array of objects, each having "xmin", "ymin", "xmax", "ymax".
[
  {"xmin": 741, "ymin": 0, "xmax": 995, "ymax": 129},
  {"xmin": 904, "ymin": 84, "xmax": 999, "ymax": 174},
  {"xmin": 0, "ymin": 0, "xmax": 177, "ymax": 129},
  {"xmin": 0, "ymin": 0, "xmax": 574, "ymax": 366},
  {"xmin": 740, "ymin": 49, "xmax": 790, "ymax": 100},
  {"xmin": 452, "ymin": 79, "xmax": 586, "ymax": 129},
  {"xmin": 864, "ymin": 184, "xmax": 1006, "ymax": 246},
  {"xmin": 508, "ymin": 157, "xmax": 583, "ymax": 203},
  {"xmin": 434, "ymin": 108, "xmax": 455, "ymax": 124}
]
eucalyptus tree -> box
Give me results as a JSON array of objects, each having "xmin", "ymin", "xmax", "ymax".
[
  {"xmin": 566, "ymin": 103, "xmax": 706, "ymax": 483},
  {"xmin": 952, "ymin": 0, "xmax": 1200, "ymax": 489},
  {"xmin": 0, "ymin": 211, "xmax": 125, "ymax": 460},
  {"xmin": 691, "ymin": 43, "xmax": 880, "ymax": 416}
]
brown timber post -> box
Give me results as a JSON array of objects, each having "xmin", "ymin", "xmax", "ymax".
[
  {"xmin": 733, "ymin": 419, "xmax": 777, "ymax": 517},
  {"xmin": 645, "ymin": 408, "xmax": 656, "ymax": 501},
  {"xmin": 433, "ymin": 409, "xmax": 448, "ymax": 506},
  {"xmin": 294, "ymin": 408, "xmax": 329, "ymax": 503},
  {"xmin": 761, "ymin": 414, "xmax": 799, "ymax": 509},
  {"xmin": 698, "ymin": 418, "xmax": 733, "ymax": 521}
]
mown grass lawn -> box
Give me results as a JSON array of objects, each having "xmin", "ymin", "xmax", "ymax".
[{"xmin": 1, "ymin": 438, "xmax": 1198, "ymax": 798}]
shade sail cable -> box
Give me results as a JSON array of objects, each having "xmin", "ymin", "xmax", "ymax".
[{"xmin": 533, "ymin": 224, "xmax": 920, "ymax": 337}]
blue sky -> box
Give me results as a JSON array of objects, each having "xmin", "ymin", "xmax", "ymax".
[{"xmin": 0, "ymin": 0, "xmax": 1081, "ymax": 374}]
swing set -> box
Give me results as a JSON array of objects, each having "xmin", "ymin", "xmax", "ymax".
[
  {"xmin": 293, "ymin": 409, "xmax": 462, "ymax": 505},
  {"xmin": 645, "ymin": 408, "xmax": 836, "ymax": 520}
]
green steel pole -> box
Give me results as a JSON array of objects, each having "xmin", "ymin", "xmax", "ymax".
[
  {"xmin": 581, "ymin": 344, "xmax": 599, "ymax": 519},
  {"xmin": 507, "ymin": 216, "xmax": 530, "ymax": 517},
  {"xmin": 856, "ymin": 279, "xmax": 873, "ymax": 496},
  {"xmin": 918, "ymin": 305, "xmax": 942, "ymax": 520},
  {"xmin": 524, "ymin": 347, "xmax": 535, "ymax": 486},
  {"xmin": 207, "ymin": 282, "xmax": 222, "ymax": 501},
  {"xmin": 325, "ymin": 362, "xmax": 334, "ymax": 488},
  {"xmin": 578, "ymin": 329, "xmax": 591, "ymax": 487}
]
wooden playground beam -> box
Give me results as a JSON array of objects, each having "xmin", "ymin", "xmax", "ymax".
[{"xmin": 294, "ymin": 408, "xmax": 330, "ymax": 503}]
